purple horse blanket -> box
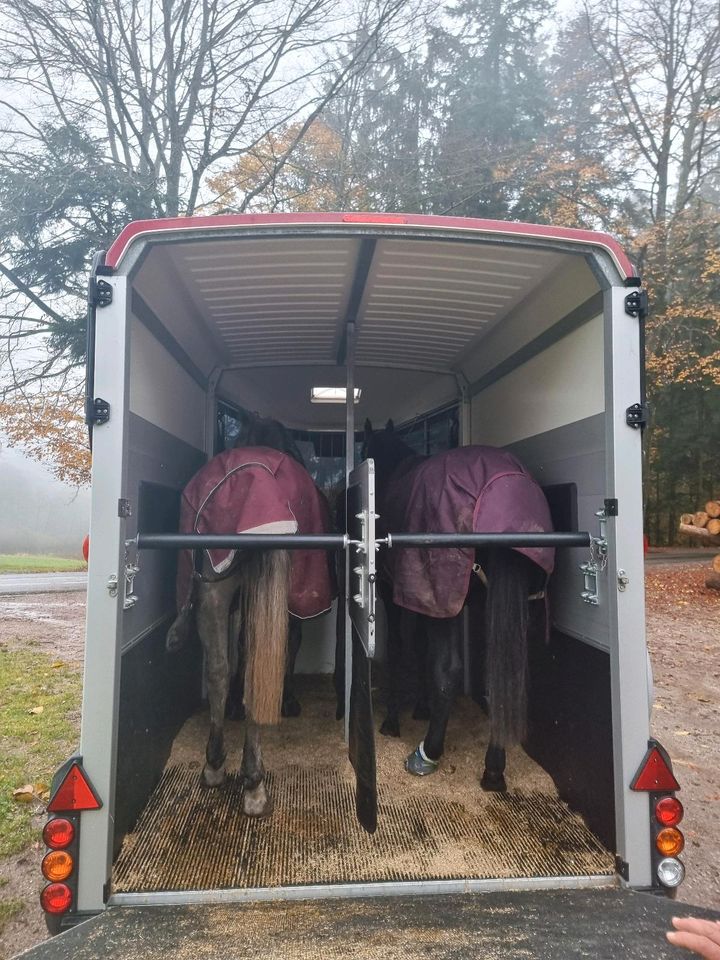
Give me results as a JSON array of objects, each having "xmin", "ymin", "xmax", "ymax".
[
  {"xmin": 176, "ymin": 447, "xmax": 334, "ymax": 619},
  {"xmin": 383, "ymin": 446, "xmax": 555, "ymax": 618}
]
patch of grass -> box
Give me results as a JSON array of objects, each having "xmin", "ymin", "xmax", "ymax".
[
  {"xmin": 0, "ymin": 650, "xmax": 82, "ymax": 857},
  {"xmin": 0, "ymin": 899, "xmax": 24, "ymax": 936},
  {"xmin": 0, "ymin": 555, "xmax": 85, "ymax": 574}
]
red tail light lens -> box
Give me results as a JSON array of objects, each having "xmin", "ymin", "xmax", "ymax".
[
  {"xmin": 43, "ymin": 818, "xmax": 75, "ymax": 849},
  {"xmin": 40, "ymin": 883, "xmax": 73, "ymax": 914},
  {"xmin": 655, "ymin": 796, "xmax": 684, "ymax": 826},
  {"xmin": 82, "ymin": 535, "xmax": 89, "ymax": 562}
]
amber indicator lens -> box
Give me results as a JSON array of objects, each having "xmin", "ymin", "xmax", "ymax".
[
  {"xmin": 655, "ymin": 796, "xmax": 683, "ymax": 826},
  {"xmin": 656, "ymin": 827, "xmax": 685, "ymax": 857},
  {"xmin": 43, "ymin": 818, "xmax": 75, "ymax": 849},
  {"xmin": 40, "ymin": 882, "xmax": 72, "ymax": 914},
  {"xmin": 42, "ymin": 850, "xmax": 74, "ymax": 882}
]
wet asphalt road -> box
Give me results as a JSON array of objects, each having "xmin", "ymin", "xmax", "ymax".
[
  {"xmin": 0, "ymin": 552, "xmax": 711, "ymax": 595},
  {"xmin": 0, "ymin": 572, "xmax": 88, "ymax": 594}
]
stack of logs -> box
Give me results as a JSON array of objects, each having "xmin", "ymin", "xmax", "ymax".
[{"xmin": 679, "ymin": 500, "xmax": 720, "ymax": 590}]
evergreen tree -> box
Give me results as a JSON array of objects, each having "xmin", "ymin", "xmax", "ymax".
[{"xmin": 423, "ymin": 0, "xmax": 552, "ymax": 218}]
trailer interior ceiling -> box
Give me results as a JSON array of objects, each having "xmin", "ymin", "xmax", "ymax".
[
  {"xmin": 108, "ymin": 218, "xmax": 630, "ymax": 900},
  {"xmin": 128, "ymin": 231, "xmax": 601, "ymax": 432}
]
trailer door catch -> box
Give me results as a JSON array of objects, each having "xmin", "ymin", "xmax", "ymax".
[
  {"xmin": 624, "ymin": 289, "xmax": 647, "ymax": 319},
  {"xmin": 626, "ymin": 403, "xmax": 648, "ymax": 429},
  {"xmin": 89, "ymin": 277, "xmax": 113, "ymax": 308},
  {"xmin": 86, "ymin": 397, "xmax": 110, "ymax": 426}
]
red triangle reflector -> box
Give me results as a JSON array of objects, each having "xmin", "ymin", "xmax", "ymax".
[
  {"xmin": 47, "ymin": 763, "xmax": 102, "ymax": 812},
  {"xmin": 631, "ymin": 746, "xmax": 680, "ymax": 792}
]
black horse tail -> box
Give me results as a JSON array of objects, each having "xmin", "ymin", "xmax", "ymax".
[
  {"xmin": 239, "ymin": 549, "xmax": 291, "ymax": 725},
  {"xmin": 484, "ymin": 547, "xmax": 532, "ymax": 746}
]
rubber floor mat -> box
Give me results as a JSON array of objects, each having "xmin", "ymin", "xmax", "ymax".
[{"xmin": 113, "ymin": 763, "xmax": 613, "ymax": 892}]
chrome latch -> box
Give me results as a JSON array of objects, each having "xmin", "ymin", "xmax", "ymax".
[
  {"xmin": 617, "ymin": 569, "xmax": 629, "ymax": 592},
  {"xmin": 580, "ymin": 508, "xmax": 608, "ymax": 605},
  {"xmin": 123, "ymin": 538, "xmax": 140, "ymax": 610}
]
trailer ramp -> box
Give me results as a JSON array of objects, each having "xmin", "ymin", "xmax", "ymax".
[{"xmin": 20, "ymin": 889, "xmax": 720, "ymax": 960}]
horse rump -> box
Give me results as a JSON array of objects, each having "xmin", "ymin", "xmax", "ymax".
[
  {"xmin": 239, "ymin": 548, "xmax": 291, "ymax": 725},
  {"xmin": 483, "ymin": 547, "xmax": 537, "ymax": 747}
]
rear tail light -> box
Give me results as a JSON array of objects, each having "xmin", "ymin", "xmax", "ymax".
[
  {"xmin": 656, "ymin": 827, "xmax": 684, "ymax": 857},
  {"xmin": 40, "ymin": 883, "xmax": 73, "ymax": 914},
  {"xmin": 657, "ymin": 857, "xmax": 685, "ymax": 888},
  {"xmin": 82, "ymin": 535, "xmax": 89, "ymax": 562},
  {"xmin": 655, "ymin": 796, "xmax": 683, "ymax": 826},
  {"xmin": 42, "ymin": 851, "xmax": 74, "ymax": 882},
  {"xmin": 43, "ymin": 818, "xmax": 75, "ymax": 849}
]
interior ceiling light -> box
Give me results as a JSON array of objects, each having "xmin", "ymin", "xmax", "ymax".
[{"xmin": 310, "ymin": 387, "xmax": 361, "ymax": 404}]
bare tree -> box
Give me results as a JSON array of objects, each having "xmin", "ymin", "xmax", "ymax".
[
  {"xmin": 584, "ymin": 0, "xmax": 720, "ymax": 228},
  {"xmin": 0, "ymin": 0, "xmax": 412, "ymax": 392}
]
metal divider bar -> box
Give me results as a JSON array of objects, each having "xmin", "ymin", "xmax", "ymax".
[
  {"xmin": 387, "ymin": 532, "xmax": 590, "ymax": 548},
  {"xmin": 136, "ymin": 532, "xmax": 590, "ymax": 551}
]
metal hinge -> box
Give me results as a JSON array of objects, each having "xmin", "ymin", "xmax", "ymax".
[
  {"xmin": 85, "ymin": 397, "xmax": 110, "ymax": 426},
  {"xmin": 626, "ymin": 402, "xmax": 649, "ymax": 429},
  {"xmin": 580, "ymin": 508, "xmax": 608, "ymax": 605},
  {"xmin": 89, "ymin": 277, "xmax": 113, "ymax": 308},
  {"xmin": 625, "ymin": 289, "xmax": 648, "ymax": 320}
]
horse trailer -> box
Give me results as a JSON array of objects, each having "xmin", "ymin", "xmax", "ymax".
[{"xmin": 31, "ymin": 213, "xmax": 709, "ymax": 958}]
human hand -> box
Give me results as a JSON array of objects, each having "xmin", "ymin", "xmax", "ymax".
[{"xmin": 667, "ymin": 916, "xmax": 720, "ymax": 958}]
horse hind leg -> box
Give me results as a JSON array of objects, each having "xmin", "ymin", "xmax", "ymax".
[
  {"xmin": 281, "ymin": 616, "xmax": 302, "ymax": 718},
  {"xmin": 406, "ymin": 614, "xmax": 462, "ymax": 775},
  {"xmin": 239, "ymin": 549, "xmax": 290, "ymax": 816},
  {"xmin": 240, "ymin": 721, "xmax": 273, "ymax": 818},
  {"xmin": 379, "ymin": 580, "xmax": 403, "ymax": 738},
  {"xmin": 480, "ymin": 548, "xmax": 532, "ymax": 793},
  {"xmin": 411, "ymin": 616, "xmax": 431, "ymax": 721},
  {"xmin": 196, "ymin": 576, "xmax": 240, "ymax": 788}
]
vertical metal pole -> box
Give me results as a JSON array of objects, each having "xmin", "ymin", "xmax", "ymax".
[
  {"xmin": 457, "ymin": 374, "xmax": 472, "ymax": 694},
  {"xmin": 344, "ymin": 322, "xmax": 356, "ymax": 742}
]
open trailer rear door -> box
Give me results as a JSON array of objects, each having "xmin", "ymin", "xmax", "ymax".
[
  {"xmin": 346, "ymin": 458, "xmax": 378, "ymax": 833},
  {"xmin": 23, "ymin": 888, "xmax": 720, "ymax": 959}
]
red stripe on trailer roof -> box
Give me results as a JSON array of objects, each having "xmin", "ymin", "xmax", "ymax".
[{"xmin": 105, "ymin": 212, "xmax": 636, "ymax": 278}]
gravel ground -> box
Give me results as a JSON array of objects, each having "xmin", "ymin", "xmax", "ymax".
[{"xmin": 0, "ymin": 567, "xmax": 717, "ymax": 957}]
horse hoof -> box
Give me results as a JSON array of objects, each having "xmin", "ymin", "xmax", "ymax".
[
  {"xmin": 380, "ymin": 716, "xmax": 401, "ymax": 738},
  {"xmin": 405, "ymin": 743, "xmax": 439, "ymax": 776},
  {"xmin": 243, "ymin": 781, "xmax": 273, "ymax": 818},
  {"xmin": 480, "ymin": 770, "xmax": 507, "ymax": 793},
  {"xmin": 202, "ymin": 764, "xmax": 226, "ymax": 788},
  {"xmin": 281, "ymin": 695, "xmax": 301, "ymax": 718},
  {"xmin": 412, "ymin": 701, "xmax": 430, "ymax": 721},
  {"xmin": 335, "ymin": 704, "xmax": 345, "ymax": 721}
]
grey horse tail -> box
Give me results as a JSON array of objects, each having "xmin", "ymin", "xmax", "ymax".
[
  {"xmin": 484, "ymin": 548, "xmax": 531, "ymax": 746},
  {"xmin": 239, "ymin": 549, "xmax": 291, "ymax": 725}
]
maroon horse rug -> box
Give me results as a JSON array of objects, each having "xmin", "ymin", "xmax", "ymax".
[
  {"xmin": 176, "ymin": 447, "xmax": 334, "ymax": 619},
  {"xmin": 383, "ymin": 446, "xmax": 555, "ymax": 618}
]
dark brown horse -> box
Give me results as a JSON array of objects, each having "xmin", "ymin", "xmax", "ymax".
[
  {"xmin": 167, "ymin": 415, "xmax": 334, "ymax": 817},
  {"xmin": 364, "ymin": 420, "xmax": 554, "ymax": 791}
]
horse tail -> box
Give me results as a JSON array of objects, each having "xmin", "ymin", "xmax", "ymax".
[
  {"xmin": 239, "ymin": 549, "xmax": 291, "ymax": 725},
  {"xmin": 484, "ymin": 548, "xmax": 531, "ymax": 746}
]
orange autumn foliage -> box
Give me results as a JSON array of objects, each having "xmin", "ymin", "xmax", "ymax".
[{"xmin": 0, "ymin": 393, "xmax": 91, "ymax": 487}]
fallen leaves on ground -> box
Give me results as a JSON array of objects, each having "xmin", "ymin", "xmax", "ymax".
[{"xmin": 645, "ymin": 563, "xmax": 720, "ymax": 618}]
